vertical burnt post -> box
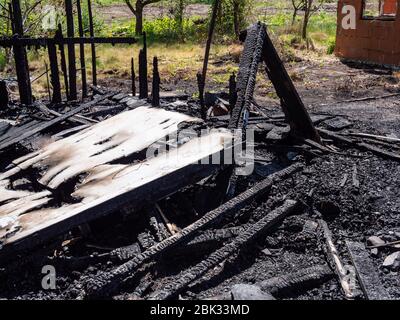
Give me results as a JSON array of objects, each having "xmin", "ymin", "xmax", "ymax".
[
  {"xmin": 197, "ymin": 72, "xmax": 206, "ymax": 119},
  {"xmin": 44, "ymin": 62, "xmax": 51, "ymax": 101},
  {"xmin": 138, "ymin": 33, "xmax": 148, "ymax": 99},
  {"xmin": 198, "ymin": 0, "xmax": 219, "ymax": 119},
  {"xmin": 65, "ymin": 0, "xmax": 77, "ymax": 100},
  {"xmin": 11, "ymin": 0, "xmax": 32, "ymax": 105},
  {"xmin": 56, "ymin": 24, "xmax": 69, "ymax": 99},
  {"xmin": 77, "ymin": 0, "xmax": 87, "ymax": 98},
  {"xmin": 87, "ymin": 0, "xmax": 97, "ymax": 86},
  {"xmin": 152, "ymin": 57, "xmax": 160, "ymax": 107},
  {"xmin": 0, "ymin": 81, "xmax": 9, "ymax": 110},
  {"xmin": 47, "ymin": 39, "xmax": 62, "ymax": 103},
  {"xmin": 228, "ymin": 72, "xmax": 237, "ymax": 111},
  {"xmin": 131, "ymin": 57, "xmax": 136, "ymax": 96}
]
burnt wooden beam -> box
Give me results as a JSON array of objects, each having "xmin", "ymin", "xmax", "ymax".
[
  {"xmin": 11, "ymin": 0, "xmax": 32, "ymax": 105},
  {"xmin": 151, "ymin": 57, "xmax": 160, "ymax": 107},
  {"xmin": 76, "ymin": 0, "xmax": 87, "ymax": 98},
  {"xmin": 345, "ymin": 240, "xmax": 392, "ymax": 300},
  {"xmin": 0, "ymin": 80, "xmax": 9, "ymax": 109},
  {"xmin": 260, "ymin": 23, "xmax": 320, "ymax": 142},
  {"xmin": 0, "ymin": 37, "xmax": 137, "ymax": 47},
  {"xmin": 149, "ymin": 200, "xmax": 299, "ymax": 300},
  {"xmin": 83, "ymin": 163, "xmax": 303, "ymax": 297},
  {"xmin": 228, "ymin": 23, "xmax": 264, "ymax": 129},
  {"xmin": 87, "ymin": 0, "xmax": 97, "ymax": 86},
  {"xmin": 47, "ymin": 39, "xmax": 61, "ymax": 103},
  {"xmin": 65, "ymin": 0, "xmax": 77, "ymax": 100},
  {"xmin": 138, "ymin": 49, "xmax": 148, "ymax": 99},
  {"xmin": 56, "ymin": 25, "xmax": 69, "ymax": 99},
  {"xmin": 259, "ymin": 265, "xmax": 334, "ymax": 298}
]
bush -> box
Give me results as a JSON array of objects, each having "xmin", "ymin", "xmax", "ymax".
[{"xmin": 106, "ymin": 16, "xmax": 208, "ymax": 43}]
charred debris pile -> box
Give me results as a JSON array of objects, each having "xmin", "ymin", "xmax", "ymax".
[{"xmin": 0, "ymin": 0, "xmax": 399, "ymax": 301}]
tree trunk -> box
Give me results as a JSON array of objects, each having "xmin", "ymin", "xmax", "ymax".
[
  {"xmin": 302, "ymin": 1, "xmax": 312, "ymax": 39},
  {"xmin": 233, "ymin": 0, "xmax": 240, "ymax": 39},
  {"xmin": 292, "ymin": 8, "xmax": 298, "ymax": 25},
  {"xmin": 135, "ymin": 3, "xmax": 144, "ymax": 35}
]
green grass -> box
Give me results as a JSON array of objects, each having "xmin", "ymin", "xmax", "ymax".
[{"xmin": 102, "ymin": 16, "xmax": 209, "ymax": 43}]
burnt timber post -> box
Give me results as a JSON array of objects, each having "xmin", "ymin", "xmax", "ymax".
[
  {"xmin": 11, "ymin": 0, "xmax": 32, "ymax": 105},
  {"xmin": 229, "ymin": 72, "xmax": 237, "ymax": 111},
  {"xmin": 87, "ymin": 0, "xmax": 97, "ymax": 86},
  {"xmin": 77, "ymin": 0, "xmax": 88, "ymax": 98},
  {"xmin": 0, "ymin": 81, "xmax": 9, "ymax": 109},
  {"xmin": 56, "ymin": 25, "xmax": 69, "ymax": 99},
  {"xmin": 199, "ymin": 0, "xmax": 220, "ymax": 117},
  {"xmin": 138, "ymin": 34, "xmax": 148, "ymax": 99},
  {"xmin": 260, "ymin": 24, "xmax": 320, "ymax": 142},
  {"xmin": 47, "ymin": 39, "xmax": 62, "ymax": 103},
  {"xmin": 131, "ymin": 57, "xmax": 136, "ymax": 96},
  {"xmin": 65, "ymin": 0, "xmax": 77, "ymax": 100},
  {"xmin": 152, "ymin": 57, "xmax": 160, "ymax": 107}
]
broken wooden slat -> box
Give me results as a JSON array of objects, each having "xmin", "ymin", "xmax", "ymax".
[
  {"xmin": 0, "ymin": 129, "xmax": 231, "ymax": 261},
  {"xmin": 319, "ymin": 219, "xmax": 357, "ymax": 299},
  {"xmin": 56, "ymin": 25, "xmax": 69, "ymax": 99},
  {"xmin": 0, "ymin": 93, "xmax": 112, "ymax": 152},
  {"xmin": 345, "ymin": 240, "xmax": 392, "ymax": 300},
  {"xmin": 83, "ymin": 163, "xmax": 302, "ymax": 297},
  {"xmin": 149, "ymin": 200, "xmax": 298, "ymax": 300},
  {"xmin": 0, "ymin": 107, "xmax": 200, "ymax": 188}
]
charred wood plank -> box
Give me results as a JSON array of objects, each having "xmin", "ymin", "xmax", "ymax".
[
  {"xmin": 258, "ymin": 265, "xmax": 334, "ymax": 298},
  {"xmin": 0, "ymin": 94, "xmax": 112, "ymax": 152},
  {"xmin": 260, "ymin": 24, "xmax": 320, "ymax": 142},
  {"xmin": 149, "ymin": 200, "xmax": 299, "ymax": 300},
  {"xmin": 318, "ymin": 128, "xmax": 400, "ymax": 162},
  {"xmin": 83, "ymin": 163, "xmax": 302, "ymax": 297},
  {"xmin": 345, "ymin": 241, "xmax": 392, "ymax": 300}
]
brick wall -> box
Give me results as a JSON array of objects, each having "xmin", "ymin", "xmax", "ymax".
[{"xmin": 335, "ymin": 0, "xmax": 400, "ymax": 66}]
